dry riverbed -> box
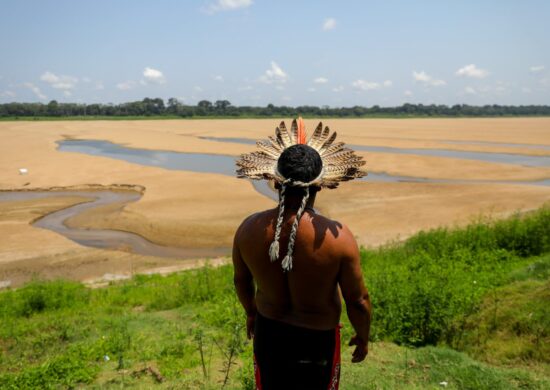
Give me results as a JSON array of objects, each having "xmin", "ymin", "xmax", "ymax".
[{"xmin": 1, "ymin": 118, "xmax": 549, "ymax": 286}]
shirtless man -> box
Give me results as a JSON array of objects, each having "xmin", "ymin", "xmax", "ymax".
[{"xmin": 233, "ymin": 121, "xmax": 371, "ymax": 389}]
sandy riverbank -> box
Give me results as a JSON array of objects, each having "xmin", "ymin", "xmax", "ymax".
[
  {"xmin": 1, "ymin": 118, "xmax": 549, "ymax": 286},
  {"xmin": 0, "ymin": 194, "xmax": 227, "ymax": 288}
]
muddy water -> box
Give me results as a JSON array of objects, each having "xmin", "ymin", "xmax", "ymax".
[
  {"xmin": 199, "ymin": 136, "xmax": 550, "ymax": 167},
  {"xmin": 201, "ymin": 136, "xmax": 550, "ymax": 152},
  {"xmin": 58, "ymin": 139, "xmax": 237, "ymax": 176},
  {"xmin": 351, "ymin": 145, "xmax": 549, "ymax": 167},
  {"xmin": 58, "ymin": 139, "xmax": 550, "ymax": 186},
  {"xmin": 442, "ymin": 139, "xmax": 550, "ymax": 151}
]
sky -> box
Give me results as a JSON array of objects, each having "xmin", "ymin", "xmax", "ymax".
[{"xmin": 1, "ymin": 0, "xmax": 549, "ymax": 107}]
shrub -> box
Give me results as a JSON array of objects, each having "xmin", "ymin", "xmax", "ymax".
[
  {"xmin": 362, "ymin": 206, "xmax": 550, "ymax": 346},
  {"xmin": 0, "ymin": 280, "xmax": 90, "ymax": 318}
]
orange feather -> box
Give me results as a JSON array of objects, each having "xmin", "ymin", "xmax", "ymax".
[{"xmin": 297, "ymin": 116, "xmax": 307, "ymax": 144}]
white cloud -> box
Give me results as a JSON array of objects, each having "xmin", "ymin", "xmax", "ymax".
[
  {"xmin": 238, "ymin": 85, "xmax": 253, "ymax": 91},
  {"xmin": 82, "ymin": 77, "xmax": 91, "ymax": 83},
  {"xmin": 307, "ymin": 87, "xmax": 316, "ymax": 92},
  {"xmin": 63, "ymin": 90, "xmax": 72, "ymax": 97},
  {"xmin": 275, "ymin": 85, "xmax": 285, "ymax": 91},
  {"xmin": 314, "ymin": 77, "xmax": 328, "ymax": 84},
  {"xmin": 116, "ymin": 81, "xmax": 136, "ymax": 90},
  {"xmin": 40, "ymin": 71, "xmax": 58, "ymax": 84},
  {"xmin": 465, "ymin": 86, "xmax": 476, "ymax": 95},
  {"xmin": 323, "ymin": 18, "xmax": 336, "ymax": 31},
  {"xmin": 143, "ymin": 67, "xmax": 165, "ymax": 84},
  {"xmin": 23, "ymin": 82, "xmax": 47, "ymax": 100},
  {"xmin": 352, "ymin": 80, "xmax": 381, "ymax": 90},
  {"xmin": 522, "ymin": 87, "xmax": 532, "ymax": 93},
  {"xmin": 95, "ymin": 82, "xmax": 105, "ymax": 90},
  {"xmin": 213, "ymin": 75, "xmax": 224, "ymax": 82},
  {"xmin": 207, "ymin": 0, "xmax": 252, "ymax": 13},
  {"xmin": 404, "ymin": 90, "xmax": 413, "ymax": 97},
  {"xmin": 455, "ymin": 64, "xmax": 489, "ymax": 79},
  {"xmin": 1, "ymin": 90, "xmax": 16, "ymax": 98},
  {"xmin": 40, "ymin": 71, "xmax": 78, "ymax": 90},
  {"xmin": 413, "ymin": 71, "xmax": 446, "ymax": 86},
  {"xmin": 352, "ymin": 79, "xmax": 392, "ymax": 91},
  {"xmin": 194, "ymin": 86, "xmax": 203, "ymax": 92},
  {"xmin": 259, "ymin": 61, "xmax": 288, "ymax": 84},
  {"xmin": 332, "ymin": 85, "xmax": 344, "ymax": 92},
  {"xmin": 529, "ymin": 65, "xmax": 545, "ymax": 73},
  {"xmin": 540, "ymin": 77, "xmax": 550, "ymax": 87}
]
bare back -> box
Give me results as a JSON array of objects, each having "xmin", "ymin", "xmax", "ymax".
[{"xmin": 233, "ymin": 207, "xmax": 360, "ymax": 330}]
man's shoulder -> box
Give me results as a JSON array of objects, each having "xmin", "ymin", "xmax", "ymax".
[
  {"xmin": 311, "ymin": 213, "xmax": 354, "ymax": 239},
  {"xmin": 242, "ymin": 209, "xmax": 274, "ymax": 224},
  {"xmin": 310, "ymin": 215, "xmax": 358, "ymax": 255},
  {"xmin": 235, "ymin": 209, "xmax": 274, "ymax": 237}
]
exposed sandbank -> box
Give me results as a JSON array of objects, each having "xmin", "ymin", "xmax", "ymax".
[{"xmin": 1, "ymin": 118, "xmax": 549, "ymax": 285}]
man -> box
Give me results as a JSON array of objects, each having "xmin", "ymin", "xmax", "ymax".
[{"xmin": 233, "ymin": 118, "xmax": 371, "ymax": 389}]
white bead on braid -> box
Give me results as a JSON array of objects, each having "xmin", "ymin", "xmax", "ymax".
[
  {"xmin": 268, "ymin": 183, "xmax": 287, "ymax": 262},
  {"xmin": 281, "ymin": 186, "xmax": 310, "ymax": 271}
]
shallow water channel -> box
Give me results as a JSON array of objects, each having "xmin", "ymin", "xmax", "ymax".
[{"xmin": 0, "ymin": 190, "xmax": 229, "ymax": 259}]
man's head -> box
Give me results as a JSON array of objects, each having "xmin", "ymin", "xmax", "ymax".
[{"xmin": 277, "ymin": 144, "xmax": 322, "ymax": 182}]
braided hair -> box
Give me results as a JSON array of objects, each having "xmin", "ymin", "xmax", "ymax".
[{"xmin": 269, "ymin": 144, "xmax": 322, "ymax": 271}]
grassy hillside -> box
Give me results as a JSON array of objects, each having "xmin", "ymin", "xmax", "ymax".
[{"xmin": 0, "ymin": 206, "xmax": 548, "ymax": 389}]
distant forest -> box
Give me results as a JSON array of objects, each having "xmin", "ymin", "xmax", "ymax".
[{"xmin": 1, "ymin": 98, "xmax": 550, "ymax": 118}]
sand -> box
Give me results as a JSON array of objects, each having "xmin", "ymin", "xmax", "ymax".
[
  {"xmin": 0, "ymin": 195, "xmax": 227, "ymax": 288},
  {"xmin": 0, "ymin": 118, "xmax": 549, "ymax": 286}
]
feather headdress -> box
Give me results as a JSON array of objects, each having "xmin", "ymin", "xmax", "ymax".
[{"xmin": 236, "ymin": 117, "xmax": 367, "ymax": 271}]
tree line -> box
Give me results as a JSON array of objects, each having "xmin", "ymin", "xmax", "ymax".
[{"xmin": 1, "ymin": 98, "xmax": 549, "ymax": 118}]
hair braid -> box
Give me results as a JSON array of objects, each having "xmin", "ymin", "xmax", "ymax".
[
  {"xmin": 281, "ymin": 187, "xmax": 309, "ymax": 271},
  {"xmin": 268, "ymin": 183, "xmax": 286, "ymax": 262}
]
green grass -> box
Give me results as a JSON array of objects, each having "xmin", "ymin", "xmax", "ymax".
[
  {"xmin": 452, "ymin": 255, "xmax": 550, "ymax": 368},
  {"xmin": 342, "ymin": 343, "xmax": 550, "ymax": 390},
  {"xmin": 0, "ymin": 206, "xmax": 549, "ymax": 388}
]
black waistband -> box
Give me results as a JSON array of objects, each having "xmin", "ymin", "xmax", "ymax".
[
  {"xmin": 253, "ymin": 312, "xmax": 338, "ymax": 389},
  {"xmin": 255, "ymin": 311, "xmax": 335, "ymax": 336}
]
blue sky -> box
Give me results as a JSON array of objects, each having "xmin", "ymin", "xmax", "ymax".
[{"xmin": 1, "ymin": 0, "xmax": 549, "ymax": 106}]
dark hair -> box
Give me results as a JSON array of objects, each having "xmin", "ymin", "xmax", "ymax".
[{"xmin": 277, "ymin": 144, "xmax": 322, "ymax": 183}]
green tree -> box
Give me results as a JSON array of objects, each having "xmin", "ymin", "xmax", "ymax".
[{"xmin": 47, "ymin": 100, "xmax": 59, "ymax": 116}]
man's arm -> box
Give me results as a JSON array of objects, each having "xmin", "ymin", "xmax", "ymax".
[
  {"xmin": 232, "ymin": 225, "xmax": 257, "ymax": 339},
  {"xmin": 338, "ymin": 227, "xmax": 372, "ymax": 363}
]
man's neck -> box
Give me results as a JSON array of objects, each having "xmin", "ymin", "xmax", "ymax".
[{"xmin": 280, "ymin": 192, "xmax": 317, "ymax": 213}]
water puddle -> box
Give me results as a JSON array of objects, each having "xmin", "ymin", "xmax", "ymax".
[{"xmin": 0, "ymin": 190, "xmax": 229, "ymax": 259}]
